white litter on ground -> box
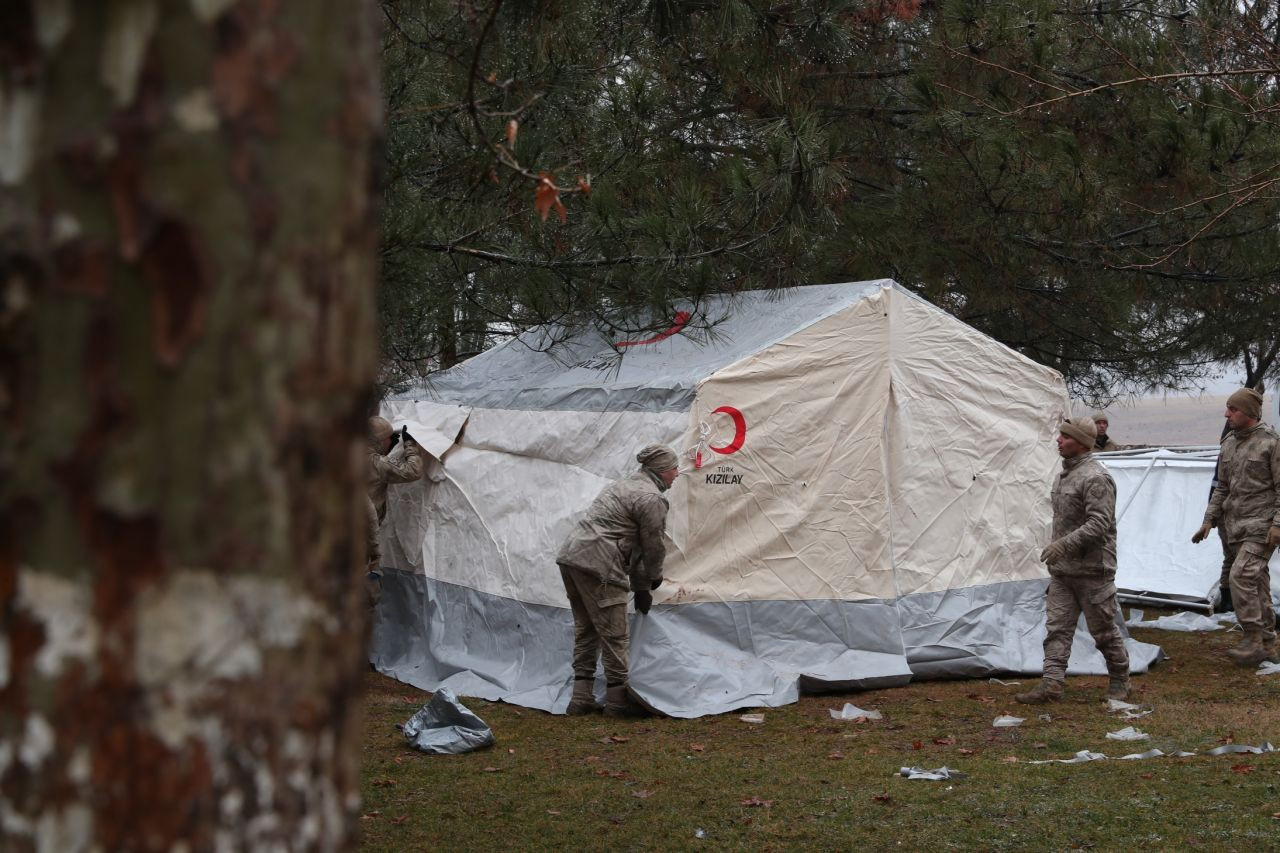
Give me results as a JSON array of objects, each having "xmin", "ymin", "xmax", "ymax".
[
  {"xmin": 1257, "ymin": 661, "xmax": 1280, "ymax": 676},
  {"xmin": 828, "ymin": 703, "xmax": 883, "ymax": 721},
  {"xmin": 992, "ymin": 715, "xmax": 1025, "ymax": 728},
  {"xmin": 738, "ymin": 713, "xmax": 764, "ymax": 724},
  {"xmin": 1105, "ymin": 726, "xmax": 1150, "ymax": 741},
  {"xmin": 899, "ymin": 766, "xmax": 964, "ymax": 780},
  {"xmin": 988, "ymin": 678, "xmax": 1022, "ymax": 686},
  {"xmin": 1029, "ymin": 742, "xmax": 1271, "ymax": 765},
  {"xmin": 1124, "ymin": 609, "xmax": 1231, "ymax": 632}
]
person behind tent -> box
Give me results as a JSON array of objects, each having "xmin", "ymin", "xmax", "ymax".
[
  {"xmin": 1092, "ymin": 411, "xmax": 1120, "ymax": 452},
  {"xmin": 1192, "ymin": 387, "xmax": 1280, "ymax": 665},
  {"xmin": 366, "ymin": 416, "xmax": 425, "ymax": 605},
  {"xmin": 1017, "ymin": 416, "xmax": 1132, "ymax": 705},
  {"xmin": 556, "ymin": 444, "xmax": 679, "ymax": 717}
]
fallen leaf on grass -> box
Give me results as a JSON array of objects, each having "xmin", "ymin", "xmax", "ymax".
[
  {"xmin": 1231, "ymin": 764, "xmax": 1254, "ymax": 774},
  {"xmin": 1140, "ymin": 773, "xmax": 1155, "ymax": 780},
  {"xmin": 371, "ymin": 778, "xmax": 396, "ymax": 788},
  {"xmin": 547, "ymin": 809, "xmax": 561, "ymax": 816},
  {"xmin": 392, "ymin": 757, "xmax": 404, "ymax": 765},
  {"xmin": 598, "ymin": 735, "xmax": 630, "ymax": 744},
  {"xmin": 508, "ymin": 748, "xmax": 516, "ymax": 755},
  {"xmin": 401, "ymin": 696, "xmax": 417, "ymax": 704},
  {"xmin": 958, "ymin": 749, "xmax": 975, "ymax": 756},
  {"xmin": 1033, "ymin": 743, "xmax": 1048, "ymax": 749},
  {"xmin": 361, "ymin": 812, "xmax": 380, "ymax": 820},
  {"xmin": 585, "ymin": 755, "xmax": 601, "ymax": 763},
  {"xmin": 1272, "ymin": 812, "xmax": 1280, "ymax": 820},
  {"xmin": 632, "ymin": 790, "xmax": 654, "ymax": 799},
  {"xmin": 967, "ymin": 694, "xmax": 997, "ymax": 704},
  {"xmin": 482, "ymin": 767, "xmax": 502, "ymax": 773},
  {"xmin": 390, "ymin": 815, "xmax": 410, "ymax": 825},
  {"xmin": 872, "ymin": 792, "xmax": 892, "ymax": 804},
  {"xmin": 740, "ymin": 797, "xmax": 774, "ymax": 808},
  {"xmin": 912, "ymin": 740, "xmax": 923, "ymax": 750},
  {"xmin": 1002, "ymin": 756, "xmax": 1019, "ymax": 763},
  {"xmin": 934, "ymin": 737, "xmax": 956, "ymax": 746},
  {"xmin": 594, "ymin": 769, "xmax": 626, "ymax": 779},
  {"xmin": 828, "ymin": 751, "xmax": 845, "ymax": 760},
  {"xmin": 690, "ymin": 744, "xmax": 705, "ymax": 752}
]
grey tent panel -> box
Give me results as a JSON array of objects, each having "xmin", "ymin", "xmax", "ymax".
[
  {"xmin": 392, "ymin": 280, "xmax": 892, "ymax": 413},
  {"xmin": 371, "ymin": 572, "xmax": 1163, "ymax": 717}
]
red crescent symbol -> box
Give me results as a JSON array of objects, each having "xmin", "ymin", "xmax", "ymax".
[
  {"xmin": 708, "ymin": 406, "xmax": 746, "ymax": 455},
  {"xmin": 615, "ymin": 311, "xmax": 691, "ymax": 348}
]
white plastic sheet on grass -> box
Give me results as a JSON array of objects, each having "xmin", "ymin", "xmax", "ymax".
[
  {"xmin": 829, "ymin": 703, "xmax": 883, "ymax": 721},
  {"xmin": 993, "ymin": 715, "xmax": 1024, "ymax": 727},
  {"xmin": 1105, "ymin": 726, "xmax": 1149, "ymax": 741},
  {"xmin": 899, "ymin": 766, "xmax": 964, "ymax": 780}
]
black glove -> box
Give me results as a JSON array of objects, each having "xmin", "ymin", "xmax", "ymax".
[
  {"xmin": 387, "ymin": 429, "xmax": 402, "ymax": 451},
  {"xmin": 650, "ymin": 577, "xmax": 663, "ymax": 590},
  {"xmin": 634, "ymin": 588, "xmax": 653, "ymax": 615},
  {"xmin": 400, "ymin": 425, "xmax": 414, "ymax": 445}
]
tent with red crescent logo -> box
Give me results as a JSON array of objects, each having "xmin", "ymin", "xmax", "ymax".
[{"xmin": 371, "ymin": 280, "xmax": 1163, "ymax": 717}]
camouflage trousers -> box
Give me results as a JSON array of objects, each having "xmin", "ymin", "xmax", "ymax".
[
  {"xmin": 1229, "ymin": 541, "xmax": 1277, "ymax": 643},
  {"xmin": 1041, "ymin": 575, "xmax": 1130, "ymax": 682},
  {"xmin": 1219, "ymin": 537, "xmax": 1236, "ymax": 589},
  {"xmin": 560, "ymin": 565, "xmax": 630, "ymax": 685}
]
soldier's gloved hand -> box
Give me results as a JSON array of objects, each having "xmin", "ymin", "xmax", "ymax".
[
  {"xmin": 1039, "ymin": 540, "xmax": 1067, "ymax": 565},
  {"xmin": 1268, "ymin": 526, "xmax": 1280, "ymax": 547},
  {"xmin": 634, "ymin": 588, "xmax": 653, "ymax": 615},
  {"xmin": 1191, "ymin": 522, "xmax": 1212, "ymax": 544},
  {"xmin": 650, "ymin": 576, "xmax": 663, "ymax": 590},
  {"xmin": 399, "ymin": 425, "xmax": 415, "ymax": 445}
]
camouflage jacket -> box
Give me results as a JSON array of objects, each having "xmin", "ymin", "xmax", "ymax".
[
  {"xmin": 368, "ymin": 439, "xmax": 424, "ymax": 523},
  {"xmin": 1204, "ymin": 422, "xmax": 1280, "ymax": 545},
  {"xmin": 556, "ymin": 469, "xmax": 670, "ymax": 590},
  {"xmin": 1048, "ymin": 453, "xmax": 1117, "ymax": 578}
]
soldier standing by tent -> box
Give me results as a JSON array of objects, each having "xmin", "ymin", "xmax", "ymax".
[
  {"xmin": 367, "ymin": 417, "xmax": 425, "ymax": 605},
  {"xmin": 1192, "ymin": 387, "xmax": 1280, "ymax": 665},
  {"xmin": 1017, "ymin": 417, "xmax": 1131, "ymax": 704},
  {"xmin": 556, "ymin": 444, "xmax": 679, "ymax": 717}
]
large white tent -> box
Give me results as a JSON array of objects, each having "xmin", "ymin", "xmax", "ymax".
[{"xmin": 371, "ymin": 280, "xmax": 1163, "ymax": 717}]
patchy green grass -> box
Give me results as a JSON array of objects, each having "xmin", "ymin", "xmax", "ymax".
[{"xmin": 360, "ymin": 620, "xmax": 1280, "ymax": 850}]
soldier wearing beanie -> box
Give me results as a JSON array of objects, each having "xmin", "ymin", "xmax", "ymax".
[
  {"xmin": 366, "ymin": 416, "xmax": 425, "ymax": 607},
  {"xmin": 1017, "ymin": 416, "xmax": 1132, "ymax": 704},
  {"xmin": 1192, "ymin": 387, "xmax": 1280, "ymax": 665},
  {"xmin": 556, "ymin": 443, "xmax": 680, "ymax": 717},
  {"xmin": 1091, "ymin": 411, "xmax": 1119, "ymax": 452}
]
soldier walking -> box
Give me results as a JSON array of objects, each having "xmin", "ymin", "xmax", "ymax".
[
  {"xmin": 556, "ymin": 444, "xmax": 679, "ymax": 717},
  {"xmin": 1017, "ymin": 417, "xmax": 1131, "ymax": 704},
  {"xmin": 1192, "ymin": 387, "xmax": 1280, "ymax": 665}
]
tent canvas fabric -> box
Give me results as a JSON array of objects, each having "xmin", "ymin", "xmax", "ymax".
[
  {"xmin": 1101, "ymin": 447, "xmax": 1280, "ymax": 612},
  {"xmin": 371, "ymin": 280, "xmax": 1163, "ymax": 718}
]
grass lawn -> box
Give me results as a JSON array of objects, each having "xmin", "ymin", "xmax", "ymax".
[{"xmin": 359, "ymin": 620, "xmax": 1280, "ymax": 850}]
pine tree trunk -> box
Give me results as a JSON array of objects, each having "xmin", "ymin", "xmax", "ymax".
[{"xmin": 1, "ymin": 2, "xmax": 379, "ymax": 849}]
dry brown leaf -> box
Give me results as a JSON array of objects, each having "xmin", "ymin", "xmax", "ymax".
[
  {"xmin": 482, "ymin": 766, "xmax": 502, "ymax": 773},
  {"xmin": 827, "ymin": 751, "xmax": 845, "ymax": 760},
  {"xmin": 690, "ymin": 744, "xmax": 705, "ymax": 752},
  {"xmin": 739, "ymin": 796, "xmax": 774, "ymax": 808},
  {"xmin": 934, "ymin": 737, "xmax": 956, "ymax": 746},
  {"xmin": 958, "ymin": 748, "xmax": 975, "ymax": 756},
  {"xmin": 872, "ymin": 792, "xmax": 892, "ymax": 803},
  {"xmin": 360, "ymin": 812, "xmax": 380, "ymax": 820},
  {"xmin": 547, "ymin": 809, "xmax": 562, "ymax": 816},
  {"xmin": 371, "ymin": 778, "xmax": 396, "ymax": 788},
  {"xmin": 1139, "ymin": 773, "xmax": 1155, "ymax": 779},
  {"xmin": 1033, "ymin": 742, "xmax": 1048, "ymax": 749},
  {"xmin": 609, "ymin": 735, "xmax": 631, "ymax": 743},
  {"xmin": 1002, "ymin": 756, "xmax": 1019, "ymax": 763},
  {"xmin": 912, "ymin": 740, "xmax": 923, "ymax": 750},
  {"xmin": 1231, "ymin": 764, "xmax": 1254, "ymax": 774},
  {"xmin": 632, "ymin": 790, "xmax": 655, "ymax": 799},
  {"xmin": 585, "ymin": 755, "xmax": 601, "ymax": 763},
  {"xmin": 390, "ymin": 815, "xmax": 410, "ymax": 825}
]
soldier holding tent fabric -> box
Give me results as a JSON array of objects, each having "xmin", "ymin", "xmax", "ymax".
[
  {"xmin": 366, "ymin": 416, "xmax": 425, "ymax": 607},
  {"xmin": 1017, "ymin": 416, "xmax": 1131, "ymax": 704},
  {"xmin": 1191, "ymin": 387, "xmax": 1280, "ymax": 665},
  {"xmin": 556, "ymin": 444, "xmax": 679, "ymax": 717}
]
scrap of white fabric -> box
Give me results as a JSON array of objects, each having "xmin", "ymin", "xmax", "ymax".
[
  {"xmin": 1107, "ymin": 698, "xmax": 1154, "ymax": 719},
  {"xmin": 1029, "ymin": 750, "xmax": 1107, "ymax": 765},
  {"xmin": 1257, "ymin": 661, "xmax": 1280, "ymax": 677},
  {"xmin": 899, "ymin": 766, "xmax": 964, "ymax": 780},
  {"xmin": 992, "ymin": 715, "xmax": 1025, "ymax": 728},
  {"xmin": 1105, "ymin": 726, "xmax": 1150, "ymax": 741},
  {"xmin": 829, "ymin": 703, "xmax": 883, "ymax": 721},
  {"xmin": 1123, "ymin": 609, "xmax": 1231, "ymax": 632}
]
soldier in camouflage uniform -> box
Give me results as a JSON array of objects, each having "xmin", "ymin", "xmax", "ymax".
[
  {"xmin": 366, "ymin": 416, "xmax": 425, "ymax": 607},
  {"xmin": 557, "ymin": 444, "xmax": 679, "ymax": 717},
  {"xmin": 1091, "ymin": 411, "xmax": 1119, "ymax": 452},
  {"xmin": 1192, "ymin": 387, "xmax": 1280, "ymax": 665},
  {"xmin": 1017, "ymin": 416, "xmax": 1131, "ymax": 704}
]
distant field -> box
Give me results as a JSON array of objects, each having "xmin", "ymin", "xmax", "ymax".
[{"xmin": 360, "ymin": 620, "xmax": 1280, "ymax": 851}]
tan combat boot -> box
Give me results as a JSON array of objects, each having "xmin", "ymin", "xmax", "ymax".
[
  {"xmin": 566, "ymin": 678, "xmax": 602, "ymax": 715},
  {"xmin": 1105, "ymin": 674, "xmax": 1131, "ymax": 701},
  {"xmin": 1014, "ymin": 678, "xmax": 1064, "ymax": 705},
  {"xmin": 1226, "ymin": 630, "xmax": 1268, "ymax": 666},
  {"xmin": 1261, "ymin": 636, "xmax": 1279, "ymax": 664},
  {"xmin": 603, "ymin": 683, "xmax": 648, "ymax": 718}
]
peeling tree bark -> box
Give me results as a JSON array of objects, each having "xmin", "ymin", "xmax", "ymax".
[{"xmin": 1, "ymin": 2, "xmax": 380, "ymax": 849}]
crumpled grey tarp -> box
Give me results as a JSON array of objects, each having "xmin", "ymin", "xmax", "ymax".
[
  {"xmin": 1124, "ymin": 609, "xmax": 1234, "ymax": 633},
  {"xmin": 401, "ymin": 687, "xmax": 495, "ymax": 754}
]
